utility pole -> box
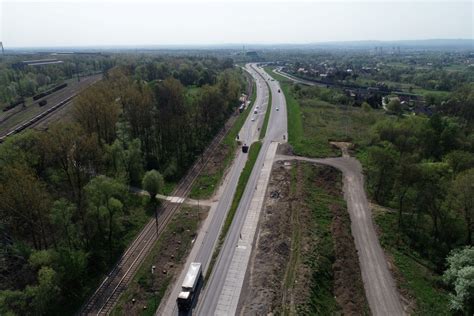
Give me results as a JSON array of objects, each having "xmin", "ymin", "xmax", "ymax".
[
  {"xmin": 0, "ymin": 42, "xmax": 4, "ymax": 57},
  {"xmin": 155, "ymin": 205, "xmax": 159, "ymax": 238}
]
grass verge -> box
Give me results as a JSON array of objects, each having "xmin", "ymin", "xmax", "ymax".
[
  {"xmin": 205, "ymin": 141, "xmax": 262, "ymax": 280},
  {"xmin": 111, "ymin": 205, "xmax": 206, "ymax": 316},
  {"xmin": 374, "ymin": 207, "xmax": 451, "ymax": 315},
  {"xmin": 189, "ymin": 80, "xmax": 257, "ymax": 199},
  {"xmin": 259, "ymin": 81, "xmax": 272, "ymax": 139}
]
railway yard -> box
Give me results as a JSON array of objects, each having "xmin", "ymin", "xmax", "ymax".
[{"xmin": 0, "ymin": 74, "xmax": 102, "ymax": 141}]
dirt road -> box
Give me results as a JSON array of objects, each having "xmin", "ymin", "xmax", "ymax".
[{"xmin": 276, "ymin": 154, "xmax": 405, "ymax": 316}]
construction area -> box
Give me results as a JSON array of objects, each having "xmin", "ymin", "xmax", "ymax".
[{"xmin": 238, "ymin": 150, "xmax": 369, "ymax": 315}]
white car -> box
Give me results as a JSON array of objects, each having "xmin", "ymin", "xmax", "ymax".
[
  {"xmin": 276, "ymin": 107, "xmax": 279, "ymax": 111},
  {"xmin": 251, "ymin": 116, "xmax": 255, "ymax": 121}
]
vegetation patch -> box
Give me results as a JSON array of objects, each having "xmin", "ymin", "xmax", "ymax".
[
  {"xmin": 111, "ymin": 205, "xmax": 207, "ymax": 316},
  {"xmin": 259, "ymin": 81, "xmax": 272, "ymax": 139},
  {"xmin": 265, "ymin": 67, "xmax": 384, "ymax": 158},
  {"xmin": 373, "ymin": 206, "xmax": 451, "ymax": 315}
]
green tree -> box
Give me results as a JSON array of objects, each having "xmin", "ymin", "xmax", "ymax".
[
  {"xmin": 50, "ymin": 199, "xmax": 78, "ymax": 249},
  {"xmin": 85, "ymin": 176, "xmax": 127, "ymax": 260},
  {"xmin": 393, "ymin": 157, "xmax": 419, "ymax": 230},
  {"xmin": 361, "ymin": 101, "xmax": 372, "ymax": 112},
  {"xmin": 414, "ymin": 162, "xmax": 450, "ymax": 241},
  {"xmin": 386, "ymin": 98, "xmax": 402, "ymax": 115},
  {"xmin": 124, "ymin": 139, "xmax": 144, "ymax": 186},
  {"xmin": 450, "ymin": 169, "xmax": 474, "ymax": 244},
  {"xmin": 29, "ymin": 267, "xmax": 60, "ymax": 315},
  {"xmin": 142, "ymin": 169, "xmax": 164, "ymax": 201},
  {"xmin": 367, "ymin": 143, "xmax": 398, "ymax": 204},
  {"xmin": 444, "ymin": 150, "xmax": 474, "ymax": 177},
  {"xmin": 73, "ymin": 81, "xmax": 120, "ymax": 145},
  {"xmin": 0, "ymin": 165, "xmax": 52, "ymax": 250},
  {"xmin": 142, "ymin": 170, "xmax": 164, "ymax": 236},
  {"xmin": 443, "ymin": 246, "xmax": 474, "ymax": 315}
]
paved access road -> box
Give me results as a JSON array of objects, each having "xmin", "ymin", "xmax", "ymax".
[
  {"xmin": 157, "ymin": 63, "xmax": 284, "ymax": 316},
  {"xmin": 276, "ymin": 155, "xmax": 405, "ymax": 316}
]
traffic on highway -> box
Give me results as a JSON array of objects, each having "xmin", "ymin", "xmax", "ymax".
[{"xmin": 157, "ymin": 64, "xmax": 287, "ymax": 315}]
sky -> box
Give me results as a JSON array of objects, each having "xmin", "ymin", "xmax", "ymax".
[{"xmin": 1, "ymin": 0, "xmax": 472, "ymax": 47}]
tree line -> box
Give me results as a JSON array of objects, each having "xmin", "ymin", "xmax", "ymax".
[
  {"xmin": 0, "ymin": 56, "xmax": 244, "ymax": 315},
  {"xmin": 364, "ymin": 83, "xmax": 474, "ymax": 314}
]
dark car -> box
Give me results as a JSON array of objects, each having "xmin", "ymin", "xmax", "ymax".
[{"xmin": 38, "ymin": 100, "xmax": 47, "ymax": 106}]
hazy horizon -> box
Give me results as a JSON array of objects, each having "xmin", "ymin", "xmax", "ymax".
[{"xmin": 1, "ymin": 0, "xmax": 473, "ymax": 48}]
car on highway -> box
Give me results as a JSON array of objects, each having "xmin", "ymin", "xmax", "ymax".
[
  {"xmin": 278, "ymin": 89, "xmax": 281, "ymax": 93},
  {"xmin": 276, "ymin": 107, "xmax": 279, "ymax": 111},
  {"xmin": 251, "ymin": 116, "xmax": 255, "ymax": 121},
  {"xmin": 253, "ymin": 109, "xmax": 258, "ymax": 114}
]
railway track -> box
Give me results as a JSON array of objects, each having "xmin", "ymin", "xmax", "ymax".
[
  {"xmin": 0, "ymin": 75, "xmax": 101, "ymax": 142},
  {"xmin": 78, "ymin": 114, "xmax": 240, "ymax": 315}
]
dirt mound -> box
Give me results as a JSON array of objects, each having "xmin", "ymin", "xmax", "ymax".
[{"xmin": 276, "ymin": 142, "xmax": 294, "ymax": 156}]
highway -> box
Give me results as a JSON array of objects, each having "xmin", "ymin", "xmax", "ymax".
[
  {"xmin": 157, "ymin": 64, "xmax": 287, "ymax": 315},
  {"xmin": 196, "ymin": 66, "xmax": 287, "ymax": 315}
]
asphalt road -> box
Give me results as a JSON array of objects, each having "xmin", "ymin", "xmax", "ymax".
[
  {"xmin": 276, "ymin": 155, "xmax": 405, "ymax": 316},
  {"xmin": 195, "ymin": 65, "xmax": 287, "ymax": 315},
  {"xmin": 157, "ymin": 63, "xmax": 280, "ymax": 316}
]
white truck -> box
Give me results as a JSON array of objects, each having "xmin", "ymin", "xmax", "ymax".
[{"xmin": 177, "ymin": 262, "xmax": 202, "ymax": 311}]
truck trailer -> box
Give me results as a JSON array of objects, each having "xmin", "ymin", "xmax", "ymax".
[{"xmin": 177, "ymin": 262, "xmax": 202, "ymax": 311}]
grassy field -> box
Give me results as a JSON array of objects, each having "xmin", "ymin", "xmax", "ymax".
[
  {"xmin": 264, "ymin": 67, "xmax": 384, "ymax": 158},
  {"xmin": 189, "ymin": 80, "xmax": 256, "ymax": 199},
  {"xmin": 205, "ymin": 141, "xmax": 262, "ymax": 280},
  {"xmin": 374, "ymin": 208, "xmax": 451, "ymax": 315},
  {"xmin": 111, "ymin": 205, "xmax": 204, "ymax": 316}
]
